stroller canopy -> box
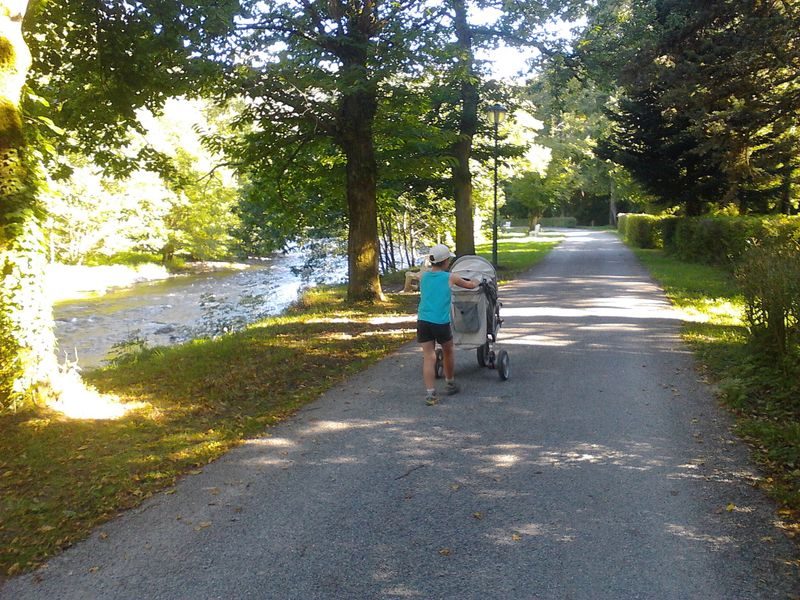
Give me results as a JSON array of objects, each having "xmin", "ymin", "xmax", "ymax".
[{"xmin": 450, "ymin": 255, "xmax": 496, "ymax": 284}]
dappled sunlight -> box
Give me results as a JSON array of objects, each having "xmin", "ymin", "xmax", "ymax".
[
  {"xmin": 487, "ymin": 453, "xmax": 520, "ymax": 468},
  {"xmin": 665, "ymin": 524, "xmax": 735, "ymax": 550},
  {"xmin": 47, "ymin": 369, "xmax": 148, "ymax": 420},
  {"xmin": 502, "ymin": 305, "xmax": 683, "ymax": 321},
  {"xmin": 300, "ymin": 418, "xmax": 384, "ymax": 435},
  {"xmin": 499, "ymin": 330, "xmax": 576, "ymax": 347},
  {"xmin": 308, "ymin": 315, "xmax": 416, "ymax": 325},
  {"xmin": 248, "ymin": 436, "xmax": 297, "ymax": 448},
  {"xmin": 535, "ymin": 442, "xmax": 668, "ymax": 471},
  {"xmin": 487, "ymin": 522, "xmax": 577, "ymax": 546}
]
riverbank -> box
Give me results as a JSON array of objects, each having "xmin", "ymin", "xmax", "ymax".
[{"xmin": 47, "ymin": 262, "xmax": 253, "ymax": 303}]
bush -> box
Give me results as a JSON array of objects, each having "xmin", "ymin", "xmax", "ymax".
[
  {"xmin": 665, "ymin": 216, "xmax": 780, "ymax": 266},
  {"xmin": 735, "ymin": 230, "xmax": 800, "ymax": 360},
  {"xmin": 617, "ymin": 213, "xmax": 628, "ymax": 235},
  {"xmin": 539, "ymin": 217, "xmax": 577, "ymax": 228},
  {"xmin": 623, "ymin": 214, "xmax": 663, "ymax": 248}
]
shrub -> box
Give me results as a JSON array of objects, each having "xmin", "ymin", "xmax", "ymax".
[
  {"xmin": 539, "ymin": 217, "xmax": 577, "ymax": 228},
  {"xmin": 623, "ymin": 214, "xmax": 662, "ymax": 248},
  {"xmin": 735, "ymin": 230, "xmax": 800, "ymax": 360},
  {"xmin": 665, "ymin": 216, "xmax": 786, "ymax": 266},
  {"xmin": 617, "ymin": 213, "xmax": 628, "ymax": 235}
]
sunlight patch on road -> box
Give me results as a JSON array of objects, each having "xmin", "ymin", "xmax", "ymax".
[
  {"xmin": 250, "ymin": 436, "xmax": 297, "ymax": 448},
  {"xmin": 499, "ymin": 332, "xmax": 575, "ymax": 347},
  {"xmin": 487, "ymin": 522, "xmax": 577, "ymax": 545},
  {"xmin": 665, "ymin": 524, "xmax": 734, "ymax": 549},
  {"xmin": 501, "ymin": 305, "xmax": 683, "ymax": 321},
  {"xmin": 301, "ymin": 419, "xmax": 381, "ymax": 435},
  {"xmin": 535, "ymin": 442, "xmax": 667, "ymax": 471}
]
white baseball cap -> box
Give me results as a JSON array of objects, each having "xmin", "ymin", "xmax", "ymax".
[{"xmin": 429, "ymin": 243, "xmax": 455, "ymax": 264}]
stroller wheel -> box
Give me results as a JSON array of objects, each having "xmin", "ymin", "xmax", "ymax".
[
  {"xmin": 487, "ymin": 350, "xmax": 496, "ymax": 369},
  {"xmin": 477, "ymin": 342, "xmax": 490, "ymax": 367},
  {"xmin": 497, "ymin": 350, "xmax": 510, "ymax": 380},
  {"xmin": 435, "ymin": 348, "xmax": 444, "ymax": 379}
]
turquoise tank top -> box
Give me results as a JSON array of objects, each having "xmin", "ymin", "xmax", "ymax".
[{"xmin": 418, "ymin": 271, "xmax": 451, "ymax": 325}]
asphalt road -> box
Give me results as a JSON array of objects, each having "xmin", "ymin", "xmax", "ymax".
[{"xmin": 3, "ymin": 230, "xmax": 798, "ymax": 599}]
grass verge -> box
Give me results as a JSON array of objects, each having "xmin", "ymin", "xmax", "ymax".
[
  {"xmin": 633, "ymin": 248, "xmax": 800, "ymax": 531},
  {"xmin": 0, "ymin": 236, "xmax": 558, "ymax": 576}
]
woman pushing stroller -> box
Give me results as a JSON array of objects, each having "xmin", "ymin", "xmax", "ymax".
[{"xmin": 416, "ymin": 244, "xmax": 480, "ymax": 405}]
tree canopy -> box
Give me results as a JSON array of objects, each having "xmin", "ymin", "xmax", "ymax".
[{"xmin": 1, "ymin": 0, "xmax": 799, "ymax": 407}]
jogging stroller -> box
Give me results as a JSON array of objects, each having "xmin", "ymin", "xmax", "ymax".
[{"xmin": 435, "ymin": 255, "xmax": 510, "ymax": 380}]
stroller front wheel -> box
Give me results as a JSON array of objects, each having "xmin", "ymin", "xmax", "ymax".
[{"xmin": 497, "ymin": 350, "xmax": 510, "ymax": 380}]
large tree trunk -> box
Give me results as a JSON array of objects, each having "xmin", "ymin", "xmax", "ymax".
[
  {"xmin": 0, "ymin": 0, "xmax": 57, "ymax": 410},
  {"xmin": 451, "ymin": 0, "xmax": 477, "ymax": 256},
  {"xmin": 337, "ymin": 53, "xmax": 384, "ymax": 303}
]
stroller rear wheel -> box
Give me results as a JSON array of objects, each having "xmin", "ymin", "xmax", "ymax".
[
  {"xmin": 477, "ymin": 342, "xmax": 490, "ymax": 367},
  {"xmin": 435, "ymin": 348, "xmax": 444, "ymax": 379},
  {"xmin": 497, "ymin": 350, "xmax": 510, "ymax": 380}
]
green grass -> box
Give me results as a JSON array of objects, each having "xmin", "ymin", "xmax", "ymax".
[
  {"xmin": 476, "ymin": 236, "xmax": 561, "ymax": 282},
  {"xmin": 633, "ymin": 247, "xmax": 800, "ymax": 525},
  {"xmin": 0, "ymin": 237, "xmax": 558, "ymax": 577}
]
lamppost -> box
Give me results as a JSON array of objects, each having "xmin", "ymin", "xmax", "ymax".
[{"xmin": 486, "ymin": 103, "xmax": 507, "ymax": 268}]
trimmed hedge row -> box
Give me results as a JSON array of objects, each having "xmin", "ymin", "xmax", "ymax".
[
  {"xmin": 618, "ymin": 213, "xmax": 800, "ymax": 267},
  {"xmin": 539, "ymin": 217, "xmax": 578, "ymax": 228}
]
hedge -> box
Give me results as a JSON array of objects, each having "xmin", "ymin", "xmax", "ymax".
[
  {"xmin": 618, "ymin": 213, "xmax": 800, "ymax": 269},
  {"xmin": 539, "ymin": 217, "xmax": 577, "ymax": 228}
]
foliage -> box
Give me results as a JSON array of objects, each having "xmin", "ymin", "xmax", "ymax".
[
  {"xmin": 619, "ymin": 213, "xmax": 662, "ymax": 249},
  {"xmin": 667, "ymin": 216, "xmax": 800, "ymax": 267},
  {"xmin": 619, "ymin": 214, "xmax": 800, "ymax": 272},
  {"xmin": 524, "ymin": 30, "xmax": 653, "ymax": 224},
  {"xmin": 735, "ymin": 232, "xmax": 800, "ymax": 360},
  {"xmin": 23, "ymin": 0, "xmax": 240, "ymax": 177},
  {"xmin": 633, "ymin": 247, "xmax": 800, "ymax": 514},
  {"xmin": 0, "ymin": 3, "xmax": 59, "ymax": 412},
  {"xmin": 504, "ymin": 168, "xmax": 560, "ymax": 228},
  {"xmin": 539, "ymin": 216, "xmax": 577, "ymax": 228},
  {"xmin": 43, "ymin": 100, "xmax": 242, "ymax": 265},
  {"xmin": 599, "ymin": 0, "xmax": 800, "ymax": 215}
]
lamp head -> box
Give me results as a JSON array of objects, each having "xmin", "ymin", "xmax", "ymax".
[{"xmin": 486, "ymin": 103, "xmax": 507, "ymax": 125}]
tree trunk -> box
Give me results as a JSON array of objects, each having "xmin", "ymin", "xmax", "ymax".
[
  {"xmin": 451, "ymin": 0, "xmax": 477, "ymax": 256},
  {"xmin": 0, "ymin": 0, "xmax": 57, "ymax": 410},
  {"xmin": 336, "ymin": 54, "xmax": 384, "ymax": 302},
  {"xmin": 608, "ymin": 175, "xmax": 618, "ymax": 226}
]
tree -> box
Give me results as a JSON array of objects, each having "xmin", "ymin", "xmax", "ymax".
[
  {"xmin": 596, "ymin": 0, "xmax": 800, "ymax": 215},
  {"xmin": 0, "ymin": 0, "xmax": 56, "ymax": 409},
  {"xmin": 223, "ymin": 0, "xmax": 453, "ymax": 302},
  {"xmin": 433, "ymin": 0, "xmax": 584, "ymax": 255},
  {"xmin": 1, "ymin": 1, "xmax": 238, "ymax": 409}
]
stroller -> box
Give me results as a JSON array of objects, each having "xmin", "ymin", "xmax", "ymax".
[{"xmin": 435, "ymin": 255, "xmax": 510, "ymax": 380}]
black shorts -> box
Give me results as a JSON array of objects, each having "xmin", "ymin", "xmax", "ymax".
[{"xmin": 416, "ymin": 320, "xmax": 453, "ymax": 344}]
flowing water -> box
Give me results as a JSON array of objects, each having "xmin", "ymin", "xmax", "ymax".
[{"xmin": 53, "ymin": 248, "xmax": 348, "ymax": 368}]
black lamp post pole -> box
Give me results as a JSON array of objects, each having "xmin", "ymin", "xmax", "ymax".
[{"xmin": 492, "ymin": 118, "xmax": 499, "ymax": 268}]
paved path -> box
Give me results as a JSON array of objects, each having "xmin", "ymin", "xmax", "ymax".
[{"xmin": 3, "ymin": 230, "xmax": 798, "ymax": 599}]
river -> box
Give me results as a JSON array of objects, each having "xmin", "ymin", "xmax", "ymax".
[{"xmin": 52, "ymin": 247, "xmax": 348, "ymax": 368}]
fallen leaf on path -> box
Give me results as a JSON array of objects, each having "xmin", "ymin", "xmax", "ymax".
[
  {"xmin": 512, "ymin": 533, "xmax": 522, "ymax": 542},
  {"xmin": 472, "ymin": 512, "xmax": 484, "ymax": 520},
  {"xmin": 195, "ymin": 521, "xmax": 212, "ymax": 531},
  {"xmin": 438, "ymin": 548, "xmax": 451, "ymax": 556},
  {"xmin": 726, "ymin": 503, "xmax": 736, "ymax": 512}
]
